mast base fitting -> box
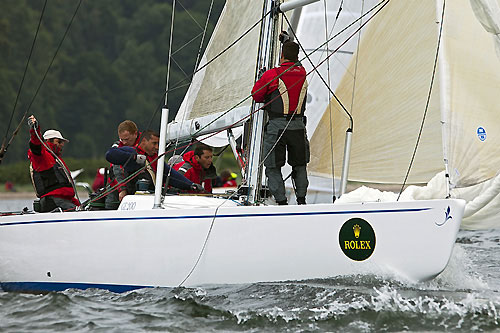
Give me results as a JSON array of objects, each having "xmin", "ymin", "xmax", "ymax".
[{"xmin": 237, "ymin": 186, "xmax": 271, "ymax": 199}]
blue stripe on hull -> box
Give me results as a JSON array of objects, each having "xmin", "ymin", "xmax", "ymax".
[
  {"xmin": 1, "ymin": 282, "xmax": 151, "ymax": 294},
  {"xmin": 0, "ymin": 207, "xmax": 431, "ymax": 227}
]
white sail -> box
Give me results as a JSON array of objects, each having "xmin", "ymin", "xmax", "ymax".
[
  {"xmin": 283, "ymin": 0, "xmax": 377, "ymax": 200},
  {"xmin": 296, "ymin": 0, "xmax": 379, "ymax": 136},
  {"xmin": 168, "ymin": 1, "xmax": 265, "ymax": 141},
  {"xmin": 443, "ymin": 0, "xmax": 500, "ymax": 187},
  {"xmin": 308, "ymin": 0, "xmax": 500, "ymax": 228},
  {"xmin": 309, "ymin": 0, "xmax": 444, "ymax": 184}
]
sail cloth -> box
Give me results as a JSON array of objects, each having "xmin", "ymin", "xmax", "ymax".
[
  {"xmin": 305, "ymin": 0, "xmax": 500, "ymax": 229},
  {"xmin": 309, "ymin": 0, "xmax": 500, "ymax": 188},
  {"xmin": 470, "ymin": 0, "xmax": 500, "ymax": 58},
  {"xmin": 309, "ymin": 0, "xmax": 444, "ymax": 185},
  {"xmin": 175, "ymin": 1, "xmax": 265, "ymax": 124},
  {"xmin": 295, "ymin": 0, "xmax": 379, "ymax": 141},
  {"xmin": 447, "ymin": 0, "xmax": 500, "ymax": 188}
]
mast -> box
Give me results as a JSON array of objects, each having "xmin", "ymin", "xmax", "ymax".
[
  {"xmin": 154, "ymin": 0, "xmax": 176, "ymax": 208},
  {"xmin": 245, "ymin": 0, "xmax": 278, "ymax": 204},
  {"xmin": 245, "ymin": 0, "xmax": 320, "ymax": 204}
]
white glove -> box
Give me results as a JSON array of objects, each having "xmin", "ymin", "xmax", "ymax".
[
  {"xmin": 27, "ymin": 116, "xmax": 38, "ymax": 129},
  {"xmin": 135, "ymin": 154, "xmax": 147, "ymax": 165}
]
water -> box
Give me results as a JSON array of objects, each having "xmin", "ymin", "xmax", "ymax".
[
  {"xmin": 0, "ymin": 198, "xmax": 34, "ymax": 212},
  {"xmin": 1, "ymin": 199, "xmax": 500, "ymax": 332}
]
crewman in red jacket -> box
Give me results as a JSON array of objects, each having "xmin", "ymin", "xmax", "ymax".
[
  {"xmin": 27, "ymin": 115, "xmax": 80, "ymax": 212},
  {"xmin": 174, "ymin": 143, "xmax": 217, "ymax": 193},
  {"xmin": 105, "ymin": 120, "xmax": 141, "ymax": 209},
  {"xmin": 106, "ymin": 130, "xmax": 199, "ymax": 195},
  {"xmin": 251, "ymin": 41, "xmax": 309, "ymax": 205}
]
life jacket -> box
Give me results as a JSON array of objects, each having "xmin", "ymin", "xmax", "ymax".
[
  {"xmin": 174, "ymin": 151, "xmax": 215, "ymax": 193},
  {"xmin": 123, "ymin": 146, "xmax": 157, "ymax": 194},
  {"xmin": 30, "ymin": 162, "xmax": 72, "ymax": 198},
  {"xmin": 107, "ymin": 132, "xmax": 141, "ymax": 189},
  {"xmin": 262, "ymin": 62, "xmax": 308, "ymax": 117}
]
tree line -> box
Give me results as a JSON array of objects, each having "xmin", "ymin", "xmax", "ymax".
[{"xmin": 0, "ymin": 0, "xmax": 224, "ymax": 164}]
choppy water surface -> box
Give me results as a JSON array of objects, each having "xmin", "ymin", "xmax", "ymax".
[{"xmin": 1, "ymin": 198, "xmax": 500, "ymax": 331}]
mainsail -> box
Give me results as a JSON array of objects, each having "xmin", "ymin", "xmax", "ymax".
[{"xmin": 168, "ymin": 1, "xmax": 265, "ymax": 141}]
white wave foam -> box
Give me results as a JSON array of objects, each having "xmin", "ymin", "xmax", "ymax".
[{"xmin": 429, "ymin": 244, "xmax": 489, "ymax": 291}]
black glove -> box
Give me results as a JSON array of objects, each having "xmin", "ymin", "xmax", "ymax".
[
  {"xmin": 190, "ymin": 183, "xmax": 204, "ymax": 192},
  {"xmin": 279, "ymin": 30, "xmax": 290, "ymax": 44},
  {"xmin": 27, "ymin": 117, "xmax": 37, "ymax": 129},
  {"xmin": 258, "ymin": 67, "xmax": 267, "ymax": 79}
]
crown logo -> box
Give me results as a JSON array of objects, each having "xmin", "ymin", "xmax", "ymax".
[{"xmin": 353, "ymin": 224, "xmax": 361, "ymax": 238}]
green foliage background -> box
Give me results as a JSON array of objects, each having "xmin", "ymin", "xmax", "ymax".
[{"xmin": 0, "ymin": 0, "xmax": 224, "ymax": 167}]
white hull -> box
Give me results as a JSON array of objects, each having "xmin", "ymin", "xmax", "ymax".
[{"xmin": 0, "ymin": 196, "xmax": 464, "ymax": 293}]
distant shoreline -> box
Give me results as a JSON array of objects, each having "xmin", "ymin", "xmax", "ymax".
[
  {"xmin": 0, "ymin": 192, "xmax": 36, "ymax": 200},
  {"xmin": 0, "ymin": 191, "xmax": 89, "ymax": 200}
]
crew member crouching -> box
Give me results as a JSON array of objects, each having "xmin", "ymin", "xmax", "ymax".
[{"xmin": 106, "ymin": 130, "xmax": 202, "ymax": 198}]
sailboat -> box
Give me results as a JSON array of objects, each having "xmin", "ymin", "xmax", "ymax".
[{"xmin": 0, "ymin": 0, "xmax": 465, "ymax": 294}]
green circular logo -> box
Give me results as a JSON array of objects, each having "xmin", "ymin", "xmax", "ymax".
[{"xmin": 339, "ymin": 218, "xmax": 376, "ymax": 261}]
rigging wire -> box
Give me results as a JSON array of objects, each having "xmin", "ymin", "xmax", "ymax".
[
  {"xmin": 134, "ymin": 8, "xmax": 273, "ymax": 161},
  {"xmin": 189, "ymin": 0, "xmax": 389, "ymax": 140},
  {"xmin": 350, "ymin": 0, "xmax": 364, "ymax": 113},
  {"xmin": 279, "ymin": 16, "xmax": 351, "ymax": 124},
  {"xmin": 0, "ymin": 0, "xmax": 84, "ymax": 164},
  {"xmin": 324, "ymin": 0, "xmax": 337, "ymax": 202},
  {"xmin": 245, "ymin": 0, "xmax": 275, "ymax": 199},
  {"xmin": 176, "ymin": 1, "xmax": 391, "ymax": 285},
  {"xmin": 0, "ymin": 0, "xmax": 48, "ymax": 164},
  {"xmin": 176, "ymin": 0, "xmax": 204, "ymax": 30},
  {"xmin": 83, "ymin": 1, "xmax": 391, "ymax": 209},
  {"xmin": 397, "ymin": 0, "xmax": 446, "ymax": 200},
  {"xmin": 159, "ymin": 0, "xmax": 177, "ymax": 194},
  {"xmin": 171, "ymin": 0, "xmax": 215, "ymax": 184},
  {"xmin": 193, "ymin": 0, "xmax": 214, "ymax": 72},
  {"xmin": 165, "ymin": 0, "xmax": 176, "ymax": 107}
]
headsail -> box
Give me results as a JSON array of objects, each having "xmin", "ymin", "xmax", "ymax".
[
  {"xmin": 307, "ymin": 0, "xmax": 500, "ymax": 228},
  {"xmin": 444, "ymin": 0, "xmax": 500, "ymax": 187},
  {"xmin": 309, "ymin": 0, "xmax": 443, "ymax": 185}
]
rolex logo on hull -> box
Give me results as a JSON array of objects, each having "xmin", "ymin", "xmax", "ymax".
[{"xmin": 339, "ymin": 218, "xmax": 376, "ymax": 261}]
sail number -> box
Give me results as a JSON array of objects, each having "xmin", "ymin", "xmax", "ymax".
[{"xmin": 120, "ymin": 201, "xmax": 137, "ymax": 211}]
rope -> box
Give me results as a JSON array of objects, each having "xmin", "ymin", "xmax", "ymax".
[
  {"xmin": 397, "ymin": 0, "xmax": 445, "ymax": 200},
  {"xmin": 0, "ymin": 0, "xmax": 84, "ymax": 164},
  {"xmin": 0, "ymin": 0, "xmax": 48, "ymax": 164}
]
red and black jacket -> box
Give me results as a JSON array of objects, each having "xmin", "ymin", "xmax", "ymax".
[
  {"xmin": 173, "ymin": 151, "xmax": 216, "ymax": 193},
  {"xmin": 251, "ymin": 61, "xmax": 308, "ymax": 118},
  {"xmin": 107, "ymin": 132, "xmax": 142, "ymax": 193},
  {"xmin": 27, "ymin": 127, "xmax": 79, "ymax": 205}
]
